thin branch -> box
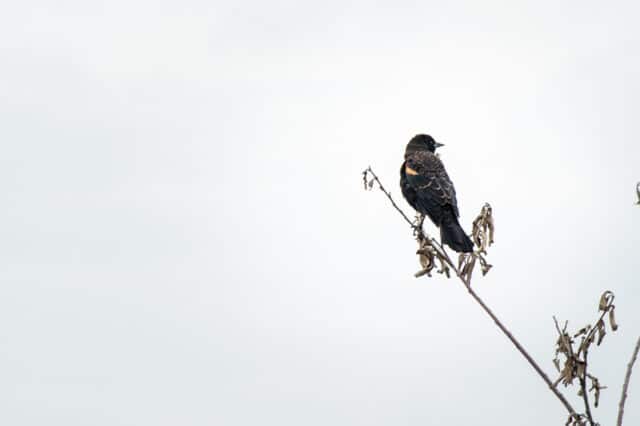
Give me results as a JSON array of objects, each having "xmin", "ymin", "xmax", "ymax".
[
  {"xmin": 364, "ymin": 166, "xmax": 417, "ymax": 230},
  {"xmin": 571, "ymin": 303, "xmax": 611, "ymax": 426},
  {"xmin": 617, "ymin": 336, "xmax": 640, "ymax": 426},
  {"xmin": 552, "ymin": 316, "xmax": 594, "ymax": 424},
  {"xmin": 577, "ymin": 307, "xmax": 610, "ymax": 356},
  {"xmin": 459, "ymin": 276, "xmax": 577, "ymax": 418},
  {"xmin": 553, "ymin": 376, "xmax": 563, "ymax": 388},
  {"xmin": 553, "ymin": 316, "xmax": 575, "ymax": 361},
  {"xmin": 580, "ymin": 349, "xmax": 594, "ymax": 425},
  {"xmin": 364, "ymin": 166, "xmax": 578, "ymax": 418}
]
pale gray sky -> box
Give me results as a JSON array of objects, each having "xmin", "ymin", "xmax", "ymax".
[{"xmin": 1, "ymin": 1, "xmax": 639, "ymax": 425}]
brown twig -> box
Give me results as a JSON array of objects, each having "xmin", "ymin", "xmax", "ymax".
[
  {"xmin": 364, "ymin": 166, "xmax": 417, "ymax": 231},
  {"xmin": 552, "ymin": 292, "xmax": 619, "ymax": 425},
  {"xmin": 577, "ymin": 302, "xmax": 611, "ymax": 356},
  {"xmin": 617, "ymin": 336, "xmax": 640, "ymax": 426},
  {"xmin": 552, "ymin": 317, "xmax": 594, "ymax": 425},
  {"xmin": 364, "ymin": 166, "xmax": 578, "ymax": 418},
  {"xmin": 467, "ymin": 284, "xmax": 578, "ymax": 417},
  {"xmin": 574, "ymin": 308, "xmax": 610, "ymax": 426},
  {"xmin": 553, "ymin": 316, "xmax": 575, "ymax": 361},
  {"xmin": 580, "ymin": 349, "xmax": 595, "ymax": 425}
]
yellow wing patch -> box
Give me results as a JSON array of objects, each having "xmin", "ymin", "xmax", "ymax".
[{"xmin": 405, "ymin": 165, "xmax": 419, "ymax": 176}]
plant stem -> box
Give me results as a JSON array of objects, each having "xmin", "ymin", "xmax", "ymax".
[
  {"xmin": 461, "ymin": 275, "xmax": 578, "ymax": 417},
  {"xmin": 580, "ymin": 350, "xmax": 595, "ymax": 425},
  {"xmin": 365, "ymin": 166, "xmax": 578, "ymax": 418},
  {"xmin": 617, "ymin": 336, "xmax": 640, "ymax": 426}
]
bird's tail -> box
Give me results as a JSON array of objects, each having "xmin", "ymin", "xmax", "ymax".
[{"xmin": 440, "ymin": 210, "xmax": 474, "ymax": 253}]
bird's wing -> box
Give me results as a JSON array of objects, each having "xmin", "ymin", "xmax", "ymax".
[
  {"xmin": 404, "ymin": 151, "xmax": 460, "ymax": 217},
  {"xmin": 400, "ymin": 161, "xmax": 420, "ymax": 212}
]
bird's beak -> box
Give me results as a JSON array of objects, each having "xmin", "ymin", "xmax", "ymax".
[{"xmin": 435, "ymin": 142, "xmax": 445, "ymax": 148}]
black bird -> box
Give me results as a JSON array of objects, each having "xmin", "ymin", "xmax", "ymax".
[{"xmin": 400, "ymin": 134, "xmax": 474, "ymax": 253}]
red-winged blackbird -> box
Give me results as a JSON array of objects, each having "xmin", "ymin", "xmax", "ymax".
[{"xmin": 400, "ymin": 134, "xmax": 474, "ymax": 253}]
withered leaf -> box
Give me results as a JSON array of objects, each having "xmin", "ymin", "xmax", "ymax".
[
  {"xmin": 416, "ymin": 240, "xmax": 435, "ymax": 278},
  {"xmin": 480, "ymin": 262, "xmax": 492, "ymax": 276},
  {"xmin": 588, "ymin": 375, "xmax": 604, "ymax": 408},
  {"xmin": 573, "ymin": 326, "xmax": 590, "ymax": 338},
  {"xmin": 487, "ymin": 217, "xmax": 495, "ymax": 246},
  {"xmin": 466, "ymin": 261, "xmax": 475, "ymax": 283},
  {"xmin": 583, "ymin": 332, "xmax": 595, "ymax": 352},
  {"xmin": 414, "ymin": 269, "xmax": 430, "ymax": 278},
  {"xmin": 362, "ymin": 169, "xmax": 369, "ymax": 190},
  {"xmin": 598, "ymin": 293, "xmax": 608, "ymax": 311},
  {"xmin": 561, "ymin": 359, "xmax": 576, "ymax": 385},
  {"xmin": 555, "ymin": 330, "xmax": 573, "ymax": 356},
  {"xmin": 599, "ymin": 290, "xmax": 614, "ymax": 311},
  {"xmin": 458, "ymin": 253, "xmax": 466, "ymax": 271},
  {"xmin": 609, "ymin": 306, "xmax": 619, "ymax": 331},
  {"xmin": 471, "ymin": 203, "xmax": 495, "ymax": 252},
  {"xmin": 437, "ymin": 257, "xmax": 451, "ymax": 278},
  {"xmin": 596, "ymin": 319, "xmax": 606, "ymax": 346}
]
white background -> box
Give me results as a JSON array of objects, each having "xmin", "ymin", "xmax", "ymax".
[{"xmin": 1, "ymin": 1, "xmax": 639, "ymax": 425}]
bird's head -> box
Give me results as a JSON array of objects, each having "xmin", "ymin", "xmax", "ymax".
[{"xmin": 405, "ymin": 134, "xmax": 444, "ymax": 157}]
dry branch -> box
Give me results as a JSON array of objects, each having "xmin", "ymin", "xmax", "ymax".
[
  {"xmin": 363, "ymin": 166, "xmax": 578, "ymax": 418},
  {"xmin": 617, "ymin": 336, "xmax": 640, "ymax": 426},
  {"xmin": 552, "ymin": 292, "xmax": 618, "ymax": 426}
]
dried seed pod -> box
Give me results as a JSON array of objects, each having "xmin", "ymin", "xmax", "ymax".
[
  {"xmin": 436, "ymin": 255, "xmax": 450, "ymax": 278},
  {"xmin": 466, "ymin": 256, "xmax": 476, "ymax": 282},
  {"xmin": 609, "ymin": 306, "xmax": 619, "ymax": 331},
  {"xmin": 415, "ymin": 238, "xmax": 436, "ymax": 277},
  {"xmin": 458, "ymin": 253, "xmax": 466, "ymax": 271},
  {"xmin": 561, "ymin": 357, "xmax": 576, "ymax": 385},
  {"xmin": 479, "ymin": 254, "xmax": 493, "ymax": 276},
  {"xmin": 599, "ymin": 291, "xmax": 614, "ymax": 311},
  {"xmin": 362, "ymin": 169, "xmax": 369, "ymax": 190},
  {"xmin": 596, "ymin": 320, "xmax": 606, "ymax": 346},
  {"xmin": 414, "ymin": 269, "xmax": 430, "ymax": 278},
  {"xmin": 471, "ymin": 203, "xmax": 495, "ymax": 253},
  {"xmin": 573, "ymin": 326, "xmax": 590, "ymax": 338},
  {"xmin": 588, "ymin": 375, "xmax": 603, "ymax": 407}
]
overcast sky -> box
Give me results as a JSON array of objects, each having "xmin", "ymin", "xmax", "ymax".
[{"xmin": 1, "ymin": 1, "xmax": 639, "ymax": 425}]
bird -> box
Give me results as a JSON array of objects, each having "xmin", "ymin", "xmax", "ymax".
[{"xmin": 400, "ymin": 134, "xmax": 474, "ymax": 253}]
